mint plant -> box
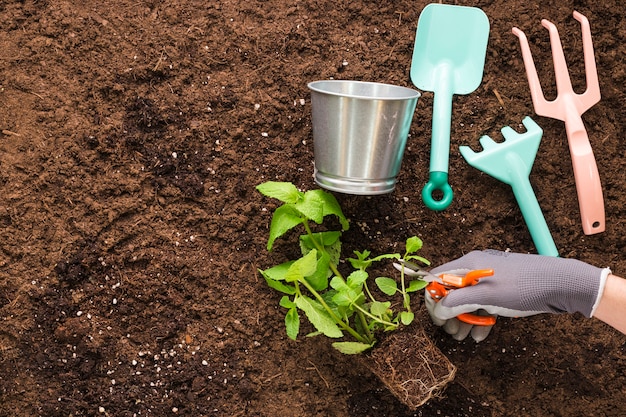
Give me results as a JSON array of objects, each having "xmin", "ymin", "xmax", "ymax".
[{"xmin": 257, "ymin": 181, "xmax": 430, "ymax": 354}]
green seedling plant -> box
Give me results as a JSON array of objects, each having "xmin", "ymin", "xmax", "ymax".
[{"xmin": 257, "ymin": 181, "xmax": 430, "ymax": 354}]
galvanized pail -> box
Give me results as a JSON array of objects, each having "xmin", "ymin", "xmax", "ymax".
[{"xmin": 308, "ymin": 80, "xmax": 420, "ymax": 195}]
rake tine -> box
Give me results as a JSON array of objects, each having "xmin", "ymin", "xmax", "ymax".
[
  {"xmin": 500, "ymin": 125, "xmax": 520, "ymax": 140},
  {"xmin": 478, "ymin": 135, "xmax": 498, "ymax": 151},
  {"xmin": 516, "ymin": 115, "xmax": 543, "ymax": 139}
]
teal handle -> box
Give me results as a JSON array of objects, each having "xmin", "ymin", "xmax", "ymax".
[
  {"xmin": 423, "ymin": 74, "xmax": 454, "ymax": 211},
  {"xmin": 508, "ymin": 155, "xmax": 559, "ymax": 257},
  {"xmin": 422, "ymin": 171, "xmax": 453, "ymax": 211}
]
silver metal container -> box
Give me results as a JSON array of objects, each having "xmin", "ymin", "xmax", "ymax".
[{"xmin": 308, "ymin": 80, "xmax": 420, "ymax": 195}]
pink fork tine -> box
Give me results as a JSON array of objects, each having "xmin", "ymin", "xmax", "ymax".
[
  {"xmin": 512, "ymin": 13, "xmax": 600, "ymax": 119},
  {"xmin": 573, "ymin": 10, "xmax": 601, "ymax": 107},
  {"xmin": 511, "ymin": 27, "xmax": 544, "ymax": 113},
  {"xmin": 543, "ymin": 13, "xmax": 600, "ymax": 115},
  {"xmin": 512, "ymin": 11, "xmax": 605, "ymax": 235}
]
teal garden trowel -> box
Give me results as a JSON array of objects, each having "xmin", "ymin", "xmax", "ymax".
[{"xmin": 411, "ymin": 3, "xmax": 490, "ymax": 211}]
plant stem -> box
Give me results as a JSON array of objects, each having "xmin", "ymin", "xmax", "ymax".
[
  {"xmin": 353, "ymin": 303, "xmax": 397, "ymax": 329},
  {"xmin": 300, "ymin": 220, "xmax": 378, "ymax": 342},
  {"xmin": 357, "ymin": 308, "xmax": 375, "ymax": 341},
  {"xmin": 363, "ymin": 281, "xmax": 377, "ymax": 303},
  {"xmin": 302, "ymin": 221, "xmax": 344, "ymax": 281},
  {"xmin": 298, "ymin": 278, "xmax": 371, "ymax": 344},
  {"xmin": 400, "ymin": 263, "xmax": 411, "ymax": 311}
]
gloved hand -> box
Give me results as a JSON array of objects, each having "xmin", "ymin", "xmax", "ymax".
[{"xmin": 426, "ymin": 250, "xmax": 611, "ymax": 342}]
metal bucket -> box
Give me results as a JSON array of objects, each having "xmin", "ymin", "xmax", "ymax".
[{"xmin": 308, "ymin": 80, "xmax": 420, "ymax": 195}]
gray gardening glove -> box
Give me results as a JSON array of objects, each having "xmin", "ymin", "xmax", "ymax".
[{"xmin": 426, "ymin": 250, "xmax": 611, "ymax": 342}]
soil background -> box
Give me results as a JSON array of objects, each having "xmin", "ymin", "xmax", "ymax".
[{"xmin": 0, "ymin": 0, "xmax": 625, "ymax": 416}]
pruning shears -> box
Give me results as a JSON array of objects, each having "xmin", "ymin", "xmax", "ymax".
[{"xmin": 394, "ymin": 261, "xmax": 496, "ymax": 326}]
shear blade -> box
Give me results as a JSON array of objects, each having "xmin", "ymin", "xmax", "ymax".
[{"xmin": 392, "ymin": 261, "xmax": 439, "ymax": 282}]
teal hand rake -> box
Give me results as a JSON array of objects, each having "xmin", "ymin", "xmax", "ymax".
[{"xmin": 460, "ymin": 117, "xmax": 558, "ymax": 257}]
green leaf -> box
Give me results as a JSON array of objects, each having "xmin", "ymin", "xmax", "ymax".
[
  {"xmin": 321, "ymin": 290, "xmax": 352, "ymax": 320},
  {"xmin": 260, "ymin": 261, "xmax": 293, "ymax": 281},
  {"xmin": 300, "ymin": 231, "xmax": 342, "ymax": 268},
  {"xmin": 405, "ymin": 254, "xmax": 431, "ymax": 267},
  {"xmin": 370, "ymin": 301, "xmax": 391, "ymax": 316},
  {"xmin": 300, "ymin": 231, "xmax": 341, "ymax": 249},
  {"xmin": 294, "ymin": 190, "xmax": 325, "ymax": 224},
  {"xmin": 285, "ymin": 307, "xmax": 300, "ymax": 340},
  {"xmin": 406, "ymin": 279, "xmax": 428, "ymax": 292},
  {"xmin": 295, "ymin": 295, "xmax": 343, "ymax": 338},
  {"xmin": 332, "ymin": 287, "xmax": 363, "ymax": 307},
  {"xmin": 285, "ymin": 250, "xmax": 318, "ymax": 282},
  {"xmin": 348, "ymin": 258, "xmax": 369, "ymax": 271},
  {"xmin": 331, "ymin": 341, "xmax": 374, "ymax": 354},
  {"xmin": 330, "ymin": 277, "xmax": 363, "ymax": 306},
  {"xmin": 346, "ymin": 270, "xmax": 368, "ymax": 289},
  {"xmin": 375, "ymin": 277, "xmax": 398, "ymax": 296},
  {"xmin": 256, "ymin": 181, "xmax": 302, "ymax": 204},
  {"xmin": 261, "ymin": 264, "xmax": 297, "ymax": 294},
  {"xmin": 330, "ymin": 292, "xmax": 351, "ymax": 307},
  {"xmin": 267, "ymin": 205, "xmax": 304, "ymax": 251},
  {"xmin": 369, "ymin": 253, "xmax": 401, "ymax": 263},
  {"xmin": 329, "ymin": 275, "xmax": 347, "ymax": 291},
  {"xmin": 400, "ymin": 311, "xmax": 415, "ymax": 325},
  {"xmin": 313, "ymin": 189, "xmax": 350, "ymax": 230},
  {"xmin": 279, "ymin": 296, "xmax": 296, "ymax": 309},
  {"xmin": 348, "ymin": 250, "xmax": 372, "ymax": 270},
  {"xmin": 349, "ymin": 252, "xmax": 400, "ymax": 271},
  {"xmin": 320, "ymin": 289, "xmax": 339, "ymax": 305},
  {"xmin": 304, "ymin": 251, "xmax": 331, "ymax": 291},
  {"xmin": 324, "ymin": 238, "xmax": 342, "ymax": 268},
  {"xmin": 405, "ymin": 236, "xmax": 423, "ymax": 254},
  {"xmin": 263, "ymin": 274, "xmax": 296, "ymax": 295}
]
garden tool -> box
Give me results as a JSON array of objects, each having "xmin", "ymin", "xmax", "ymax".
[
  {"xmin": 460, "ymin": 117, "xmax": 559, "ymax": 257},
  {"xmin": 512, "ymin": 11, "xmax": 605, "ymax": 235},
  {"xmin": 411, "ymin": 3, "xmax": 490, "ymax": 211},
  {"xmin": 393, "ymin": 261, "xmax": 496, "ymax": 326}
]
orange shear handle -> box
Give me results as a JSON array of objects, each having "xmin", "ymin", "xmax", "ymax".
[
  {"xmin": 457, "ymin": 313, "xmax": 496, "ymax": 326},
  {"xmin": 440, "ymin": 268, "xmax": 494, "ymax": 287},
  {"xmin": 427, "ymin": 269, "xmax": 496, "ymax": 326}
]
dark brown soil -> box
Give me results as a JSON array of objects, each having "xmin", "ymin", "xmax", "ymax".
[{"xmin": 1, "ymin": 0, "xmax": 625, "ymax": 416}]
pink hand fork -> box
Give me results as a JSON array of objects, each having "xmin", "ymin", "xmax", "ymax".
[{"xmin": 512, "ymin": 11, "xmax": 604, "ymax": 235}]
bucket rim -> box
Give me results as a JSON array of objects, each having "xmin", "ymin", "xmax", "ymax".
[{"xmin": 307, "ymin": 79, "xmax": 421, "ymax": 100}]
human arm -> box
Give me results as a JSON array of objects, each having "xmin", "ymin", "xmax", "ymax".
[
  {"xmin": 592, "ymin": 273, "xmax": 626, "ymax": 334},
  {"xmin": 426, "ymin": 250, "xmax": 618, "ymax": 341}
]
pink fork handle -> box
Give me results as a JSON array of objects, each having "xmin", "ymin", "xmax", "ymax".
[{"xmin": 566, "ymin": 121, "xmax": 605, "ymax": 235}]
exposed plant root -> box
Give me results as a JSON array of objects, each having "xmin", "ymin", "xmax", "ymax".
[{"xmin": 365, "ymin": 322, "xmax": 456, "ymax": 409}]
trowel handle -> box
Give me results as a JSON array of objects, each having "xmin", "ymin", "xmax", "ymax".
[
  {"xmin": 565, "ymin": 114, "xmax": 605, "ymax": 235},
  {"xmin": 422, "ymin": 87, "xmax": 454, "ymax": 211},
  {"xmin": 422, "ymin": 172, "xmax": 453, "ymax": 211},
  {"xmin": 507, "ymin": 155, "xmax": 559, "ymax": 257}
]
